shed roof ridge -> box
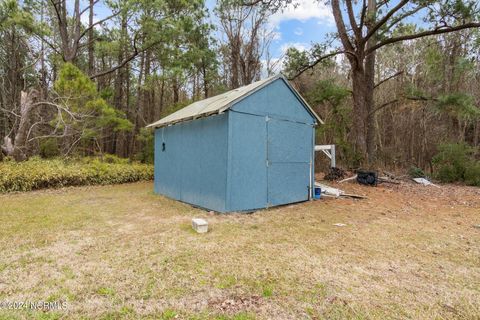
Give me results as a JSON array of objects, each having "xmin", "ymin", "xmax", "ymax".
[{"xmin": 146, "ymin": 74, "xmax": 322, "ymax": 128}]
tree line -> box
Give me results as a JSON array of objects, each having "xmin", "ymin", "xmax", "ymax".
[
  {"xmin": 1, "ymin": 0, "xmax": 479, "ymax": 176},
  {"xmin": 279, "ymin": 0, "xmax": 480, "ymax": 173},
  {"xmin": 0, "ymin": 0, "xmax": 272, "ymax": 161}
]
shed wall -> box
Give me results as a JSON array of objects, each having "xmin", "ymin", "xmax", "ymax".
[
  {"xmin": 226, "ymin": 111, "xmax": 268, "ymax": 211},
  {"xmin": 154, "ymin": 113, "xmax": 229, "ymax": 212},
  {"xmin": 225, "ymin": 78, "xmax": 316, "ymax": 211},
  {"xmin": 231, "ymin": 78, "xmax": 315, "ymax": 125},
  {"xmin": 266, "ymin": 118, "xmax": 313, "ymax": 206},
  {"xmin": 153, "ymin": 77, "xmax": 316, "ymax": 213}
]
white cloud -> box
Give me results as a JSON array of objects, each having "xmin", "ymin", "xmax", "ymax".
[
  {"xmin": 294, "ymin": 27, "xmax": 303, "ymax": 36},
  {"xmin": 269, "ymin": 0, "xmax": 333, "ymax": 27},
  {"xmin": 280, "ymin": 42, "xmax": 310, "ymax": 53}
]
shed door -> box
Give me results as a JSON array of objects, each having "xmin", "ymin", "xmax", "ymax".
[{"xmin": 267, "ymin": 118, "xmax": 312, "ymax": 207}]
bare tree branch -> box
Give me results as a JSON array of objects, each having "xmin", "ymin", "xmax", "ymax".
[
  {"xmin": 49, "ymin": 0, "xmax": 63, "ymax": 25},
  {"xmin": 363, "ymin": 0, "xmax": 409, "ymax": 43},
  {"xmin": 331, "ymin": 0, "xmax": 355, "ymax": 54},
  {"xmin": 288, "ymin": 51, "xmax": 349, "ymax": 80},
  {"xmin": 76, "ymin": 11, "xmax": 121, "ymax": 44},
  {"xmin": 79, "ymin": 0, "xmax": 100, "ymax": 17},
  {"xmin": 34, "ymin": 34, "xmax": 61, "ymax": 55},
  {"xmin": 374, "ymin": 70, "xmax": 404, "ymax": 89},
  {"xmin": 368, "ymin": 22, "xmax": 480, "ymax": 54},
  {"xmin": 368, "ymin": 99, "xmax": 398, "ymax": 116},
  {"xmin": 90, "ymin": 34, "xmax": 158, "ymax": 79},
  {"xmin": 31, "ymin": 101, "xmax": 83, "ymax": 121},
  {"xmin": 359, "ymin": 0, "xmax": 367, "ymax": 31},
  {"xmin": 406, "ymin": 95, "xmax": 438, "ymax": 102},
  {"xmin": 381, "ymin": 5, "xmax": 424, "ymax": 35},
  {"xmin": 241, "ymin": 0, "xmax": 279, "ymax": 7},
  {"xmin": 346, "ymin": 0, "xmax": 361, "ymax": 43}
]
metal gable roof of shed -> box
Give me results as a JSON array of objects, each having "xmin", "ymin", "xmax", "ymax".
[{"xmin": 146, "ymin": 74, "xmax": 323, "ymax": 128}]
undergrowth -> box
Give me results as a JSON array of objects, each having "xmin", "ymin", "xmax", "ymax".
[{"xmin": 0, "ymin": 156, "xmax": 153, "ymax": 193}]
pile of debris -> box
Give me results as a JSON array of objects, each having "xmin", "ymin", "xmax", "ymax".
[
  {"xmin": 315, "ymin": 182, "xmax": 367, "ymax": 199},
  {"xmin": 316, "ymin": 166, "xmax": 442, "ymax": 201},
  {"xmin": 336, "ymin": 169, "xmax": 442, "ymax": 189},
  {"xmin": 412, "ymin": 177, "xmax": 440, "ymax": 188},
  {"xmin": 356, "ymin": 170, "xmax": 378, "ymax": 186},
  {"xmin": 339, "ymin": 170, "xmax": 401, "ymax": 186},
  {"xmin": 324, "ymin": 167, "xmax": 347, "ymax": 181}
]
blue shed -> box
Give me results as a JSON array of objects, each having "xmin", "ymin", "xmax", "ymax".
[{"xmin": 147, "ymin": 75, "xmax": 323, "ymax": 213}]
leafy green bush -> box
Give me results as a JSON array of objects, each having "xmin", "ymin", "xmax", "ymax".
[
  {"xmin": 99, "ymin": 154, "xmax": 129, "ymax": 164},
  {"xmin": 136, "ymin": 128, "xmax": 154, "ymax": 164},
  {"xmin": 39, "ymin": 138, "xmax": 60, "ymax": 158},
  {"xmin": 465, "ymin": 162, "xmax": 480, "ymax": 186},
  {"xmin": 432, "ymin": 143, "xmax": 479, "ymax": 185},
  {"xmin": 0, "ymin": 157, "xmax": 153, "ymax": 193},
  {"xmin": 409, "ymin": 166, "xmax": 425, "ymax": 178}
]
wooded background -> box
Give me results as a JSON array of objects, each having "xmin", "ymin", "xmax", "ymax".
[{"xmin": 1, "ymin": 0, "xmax": 479, "ymax": 178}]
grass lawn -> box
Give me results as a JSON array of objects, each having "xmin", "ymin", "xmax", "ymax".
[{"xmin": 0, "ymin": 181, "xmax": 479, "ymax": 319}]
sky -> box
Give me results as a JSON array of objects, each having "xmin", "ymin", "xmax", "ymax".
[
  {"xmin": 253, "ymin": 0, "xmax": 335, "ymax": 58},
  {"xmin": 206, "ymin": 0, "xmax": 336, "ymax": 63}
]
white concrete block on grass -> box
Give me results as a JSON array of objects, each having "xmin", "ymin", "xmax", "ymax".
[{"xmin": 192, "ymin": 218, "xmax": 208, "ymax": 233}]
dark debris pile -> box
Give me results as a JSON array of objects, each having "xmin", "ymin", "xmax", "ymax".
[{"xmin": 324, "ymin": 167, "xmax": 347, "ymax": 181}]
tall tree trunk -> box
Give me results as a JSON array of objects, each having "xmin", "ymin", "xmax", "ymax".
[
  {"xmin": 230, "ymin": 38, "xmax": 240, "ymax": 88},
  {"xmin": 149, "ymin": 83, "xmax": 155, "ymax": 123},
  {"xmin": 124, "ymin": 62, "xmax": 131, "ymax": 157},
  {"xmin": 88, "ymin": 0, "xmax": 95, "ymax": 75},
  {"xmin": 2, "ymin": 91, "xmax": 37, "ymax": 161},
  {"xmin": 202, "ymin": 61, "xmax": 209, "ymax": 98},
  {"xmin": 4, "ymin": 27, "xmax": 24, "ymax": 145},
  {"xmin": 365, "ymin": 0, "xmax": 377, "ymax": 165},
  {"xmin": 129, "ymin": 50, "xmax": 145, "ymax": 159},
  {"xmin": 474, "ymin": 120, "xmax": 479, "ymax": 147},
  {"xmin": 113, "ymin": 13, "xmax": 128, "ymax": 156},
  {"xmin": 40, "ymin": 2, "xmax": 47, "ymax": 100},
  {"xmin": 351, "ymin": 68, "xmax": 368, "ymax": 160},
  {"xmin": 143, "ymin": 51, "xmax": 153, "ymax": 123},
  {"xmin": 172, "ymin": 77, "xmax": 179, "ymax": 104},
  {"xmin": 158, "ymin": 78, "xmax": 165, "ymax": 120}
]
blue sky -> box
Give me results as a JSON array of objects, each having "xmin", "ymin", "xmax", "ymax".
[{"xmin": 206, "ymin": 0, "xmax": 336, "ymax": 62}]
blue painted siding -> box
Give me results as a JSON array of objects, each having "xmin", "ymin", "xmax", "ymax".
[
  {"xmin": 231, "ymin": 78, "xmax": 315, "ymax": 125},
  {"xmin": 267, "ymin": 162, "xmax": 310, "ymax": 206},
  {"xmin": 225, "ymin": 112, "xmax": 314, "ymax": 211},
  {"xmin": 154, "ymin": 113, "xmax": 229, "ymax": 212},
  {"xmin": 226, "ymin": 111, "xmax": 268, "ymax": 211},
  {"xmin": 266, "ymin": 118, "xmax": 313, "ymax": 206},
  {"xmin": 154, "ymin": 124, "xmax": 184, "ymax": 198},
  {"xmin": 153, "ymin": 77, "xmax": 317, "ymax": 212},
  {"xmin": 267, "ymin": 119, "xmax": 312, "ymax": 162}
]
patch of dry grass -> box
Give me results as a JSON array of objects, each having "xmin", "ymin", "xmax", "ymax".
[{"xmin": 0, "ymin": 182, "xmax": 478, "ymax": 319}]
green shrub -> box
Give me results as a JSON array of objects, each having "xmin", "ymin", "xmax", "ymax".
[
  {"xmin": 432, "ymin": 143, "xmax": 478, "ymax": 183},
  {"xmin": 408, "ymin": 166, "xmax": 425, "ymax": 178},
  {"xmin": 39, "ymin": 138, "xmax": 60, "ymax": 158},
  {"xmin": 136, "ymin": 128, "xmax": 154, "ymax": 164},
  {"xmin": 101, "ymin": 154, "xmax": 129, "ymax": 164},
  {"xmin": 465, "ymin": 162, "xmax": 480, "ymax": 186},
  {"xmin": 0, "ymin": 156, "xmax": 153, "ymax": 193}
]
